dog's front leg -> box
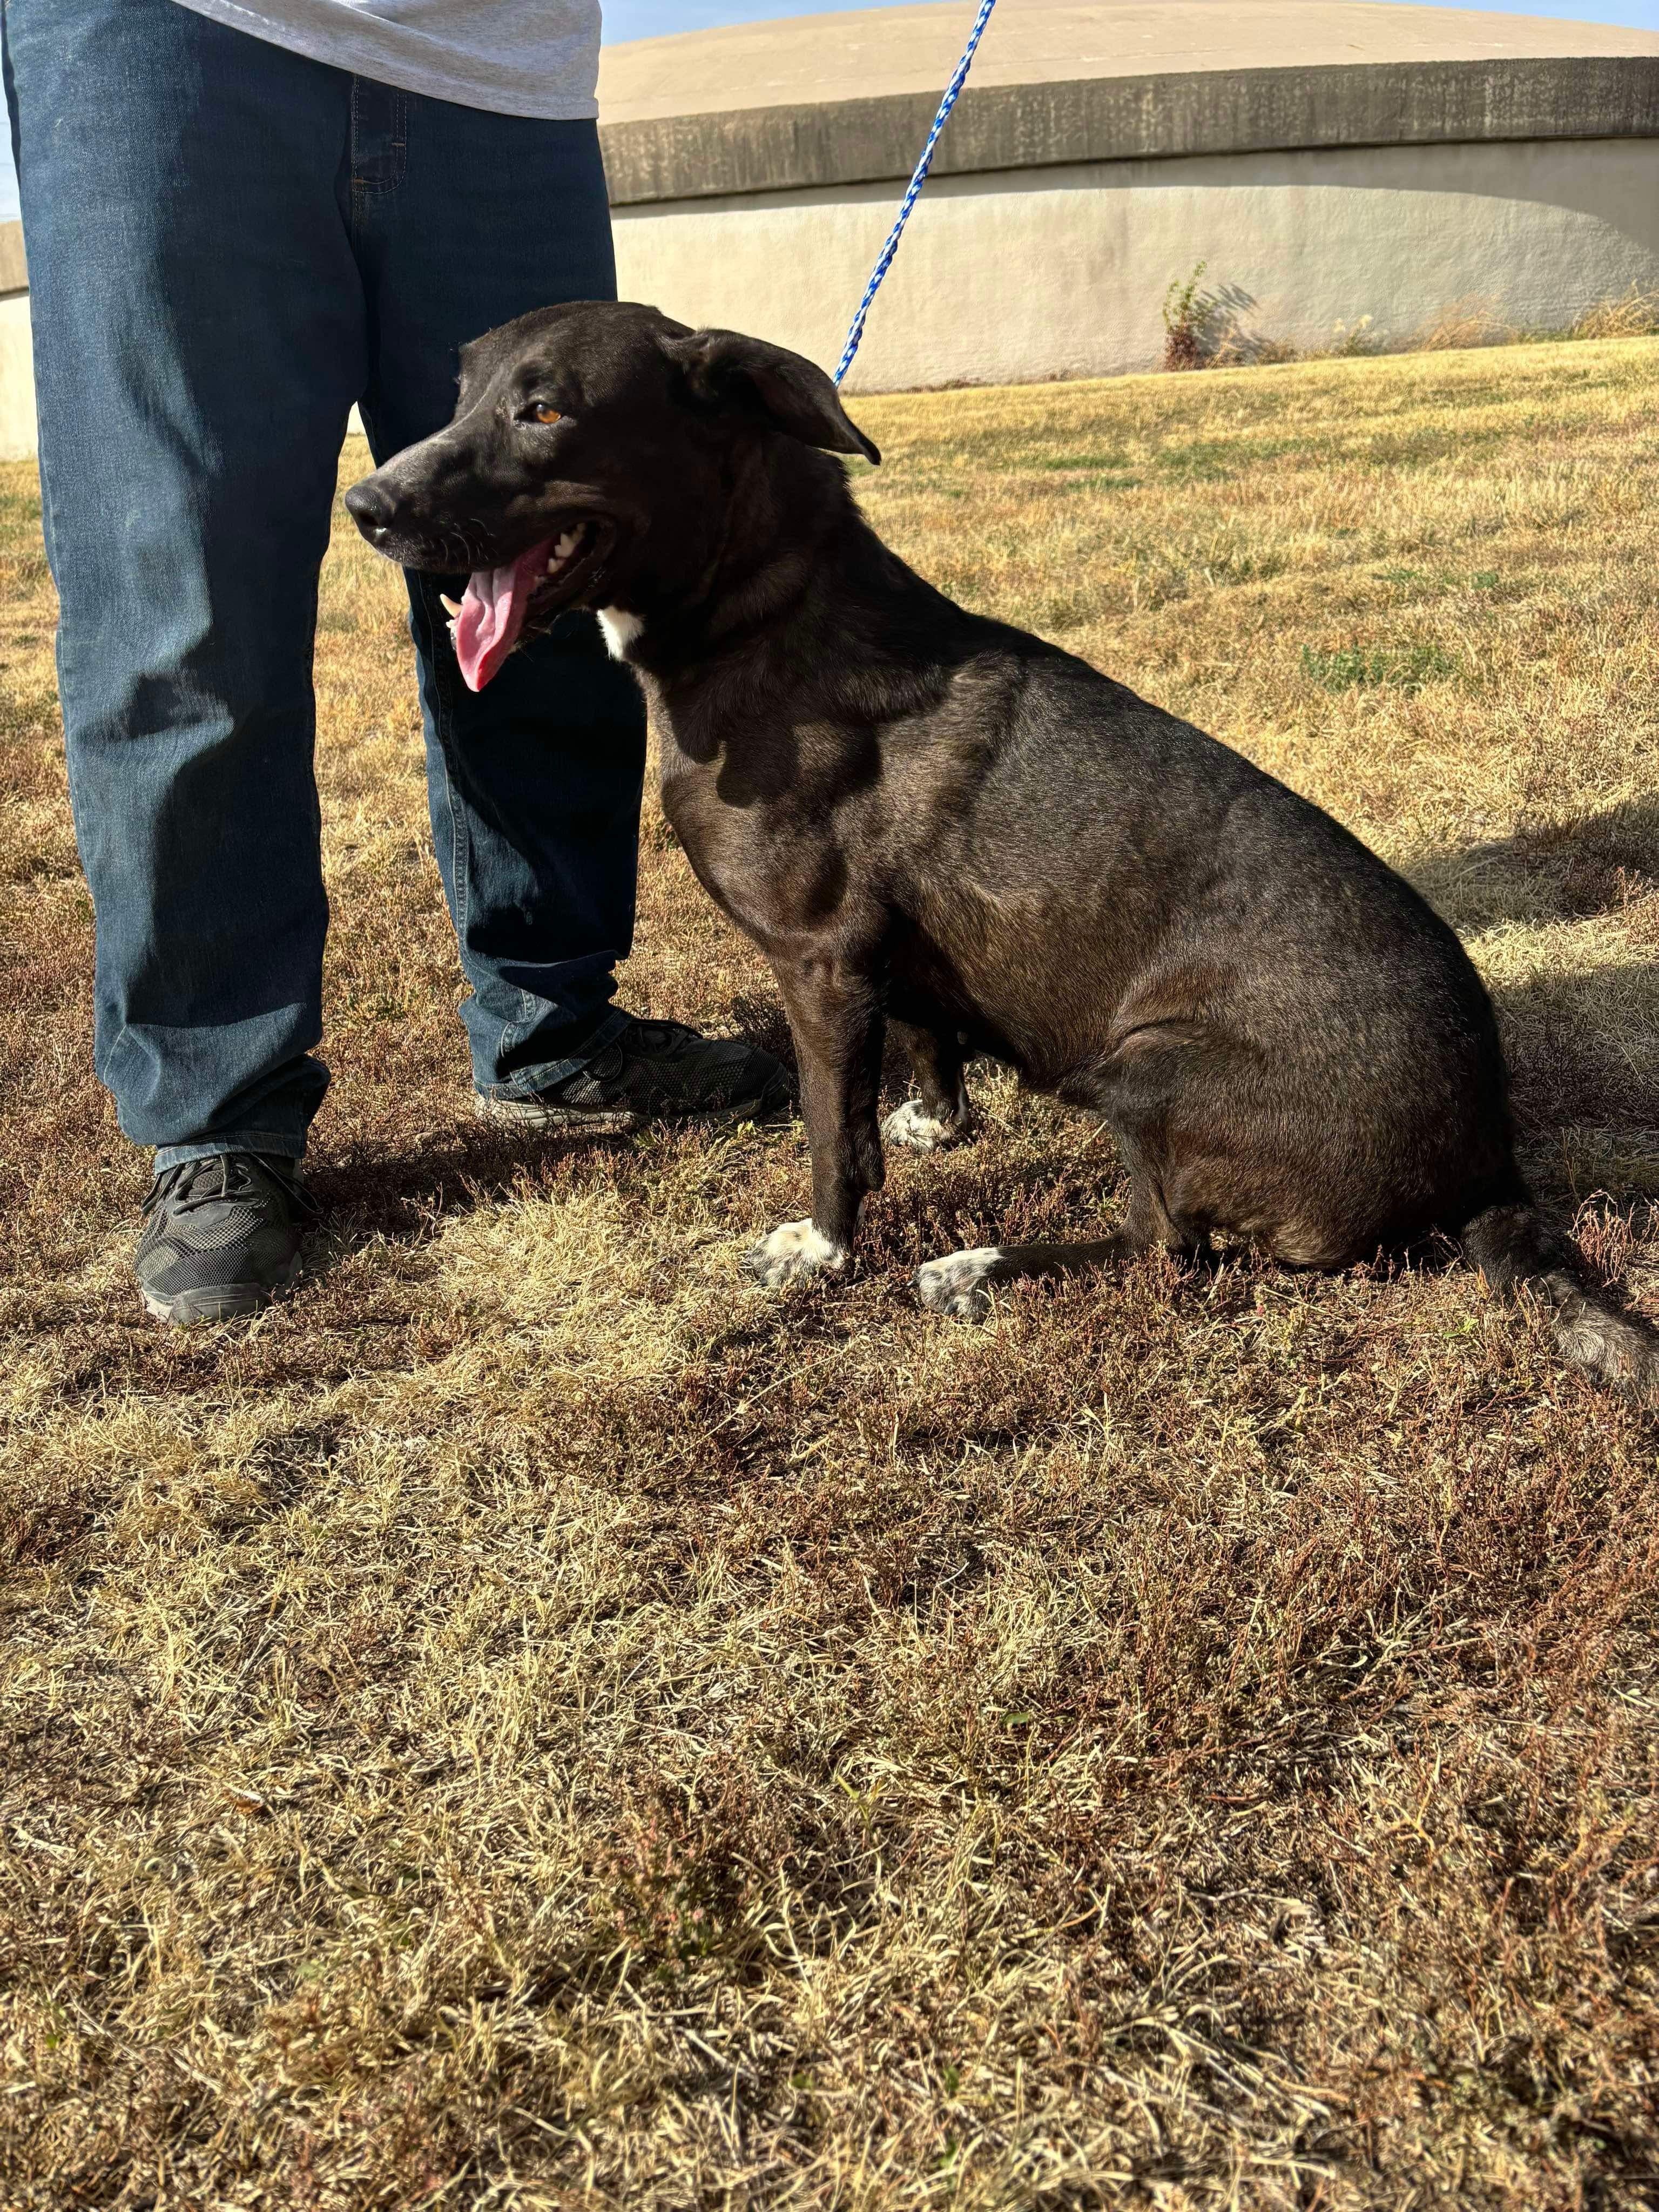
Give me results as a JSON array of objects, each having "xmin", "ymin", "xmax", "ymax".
[
  {"xmin": 744, "ymin": 954, "xmax": 885, "ymax": 1289},
  {"xmin": 883, "ymin": 1020, "xmax": 973, "ymax": 1151}
]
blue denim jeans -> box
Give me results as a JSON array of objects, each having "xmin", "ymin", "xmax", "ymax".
[{"xmin": 2, "ymin": 0, "xmax": 647, "ymax": 1168}]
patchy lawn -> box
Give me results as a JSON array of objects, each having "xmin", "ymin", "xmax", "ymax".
[{"xmin": 3, "ymin": 336, "xmax": 1658, "ymax": 2210}]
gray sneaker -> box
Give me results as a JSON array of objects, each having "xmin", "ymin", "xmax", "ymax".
[
  {"xmin": 134, "ymin": 1151, "xmax": 316, "ymax": 1324},
  {"xmin": 477, "ymin": 1015, "xmax": 790, "ymax": 1134}
]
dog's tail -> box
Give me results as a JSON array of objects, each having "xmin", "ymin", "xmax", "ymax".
[{"xmin": 1460, "ymin": 1197, "xmax": 1659, "ymax": 1404}]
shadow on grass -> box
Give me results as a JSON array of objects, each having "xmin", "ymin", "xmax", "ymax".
[
  {"xmin": 1491, "ymin": 962, "xmax": 1658, "ymax": 1149},
  {"xmin": 1406, "ymin": 800, "xmax": 1658, "ymax": 1192},
  {"xmin": 303, "ymin": 974, "xmax": 1655, "ymax": 1262},
  {"xmin": 1412, "ymin": 795, "xmax": 1659, "ymax": 935},
  {"xmin": 304, "ymin": 1118, "xmax": 637, "ymax": 1237}
]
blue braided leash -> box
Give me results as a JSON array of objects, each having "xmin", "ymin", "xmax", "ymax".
[{"xmin": 831, "ymin": 0, "xmax": 1000, "ymax": 387}]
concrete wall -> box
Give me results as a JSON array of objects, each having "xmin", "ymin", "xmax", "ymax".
[
  {"xmin": 613, "ymin": 135, "xmax": 1659, "ymax": 392},
  {"xmin": 1, "ymin": 64, "xmax": 1654, "ymax": 455},
  {"xmin": 0, "ymin": 295, "xmax": 36, "ymax": 462},
  {"xmin": 0, "ymin": 224, "xmax": 31, "ymax": 461}
]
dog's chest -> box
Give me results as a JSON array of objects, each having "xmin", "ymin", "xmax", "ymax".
[{"xmin": 659, "ymin": 753, "xmax": 855, "ymax": 950}]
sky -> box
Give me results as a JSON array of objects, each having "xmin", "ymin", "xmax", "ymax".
[{"xmin": 2, "ymin": 0, "xmax": 1655, "ymax": 219}]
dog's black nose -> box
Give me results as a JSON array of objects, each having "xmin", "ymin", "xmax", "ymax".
[{"xmin": 343, "ymin": 478, "xmax": 397, "ymax": 542}]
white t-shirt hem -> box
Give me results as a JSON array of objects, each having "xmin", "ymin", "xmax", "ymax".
[{"xmin": 169, "ymin": 0, "xmax": 601, "ymax": 122}]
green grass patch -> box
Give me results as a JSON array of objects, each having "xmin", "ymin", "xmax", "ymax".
[{"xmin": 1300, "ymin": 640, "xmax": 1460, "ymax": 692}]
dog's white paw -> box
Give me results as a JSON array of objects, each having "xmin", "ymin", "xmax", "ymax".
[
  {"xmin": 882, "ymin": 1098, "xmax": 968, "ymax": 1152},
  {"xmin": 915, "ymin": 1246, "xmax": 1004, "ymax": 1321},
  {"xmin": 743, "ymin": 1217, "xmax": 849, "ymax": 1289}
]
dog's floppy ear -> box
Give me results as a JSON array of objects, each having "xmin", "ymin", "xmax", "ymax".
[{"xmin": 661, "ymin": 327, "xmax": 881, "ymax": 466}]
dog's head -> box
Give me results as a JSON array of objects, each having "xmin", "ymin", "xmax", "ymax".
[{"xmin": 344, "ymin": 300, "xmax": 879, "ymax": 690}]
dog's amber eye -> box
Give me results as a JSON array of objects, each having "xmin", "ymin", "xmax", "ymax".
[{"xmin": 532, "ymin": 403, "xmax": 563, "ymax": 426}]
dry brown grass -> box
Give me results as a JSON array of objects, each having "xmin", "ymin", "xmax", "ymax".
[
  {"xmin": 1170, "ymin": 285, "xmax": 1659, "ymax": 373},
  {"xmin": 4, "ymin": 335, "xmax": 1659, "ymax": 2210},
  {"xmin": 1405, "ymin": 298, "xmax": 1516, "ymax": 356},
  {"xmin": 1572, "ymin": 290, "xmax": 1659, "ymax": 346}
]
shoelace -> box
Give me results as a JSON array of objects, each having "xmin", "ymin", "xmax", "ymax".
[{"xmin": 142, "ymin": 1153, "xmax": 320, "ymax": 1220}]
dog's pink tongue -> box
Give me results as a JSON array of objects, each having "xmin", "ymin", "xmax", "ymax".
[{"xmin": 453, "ymin": 539, "xmax": 555, "ymax": 692}]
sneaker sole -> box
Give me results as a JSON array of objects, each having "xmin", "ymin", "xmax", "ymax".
[
  {"xmin": 139, "ymin": 1255, "xmax": 301, "ymax": 1326},
  {"xmin": 475, "ymin": 1076, "xmax": 792, "ymax": 1134}
]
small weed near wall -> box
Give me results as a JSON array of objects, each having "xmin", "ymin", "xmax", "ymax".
[{"xmin": 1161, "ymin": 258, "xmax": 1218, "ymax": 369}]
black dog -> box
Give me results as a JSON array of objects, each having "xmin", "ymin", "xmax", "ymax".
[{"xmin": 346, "ymin": 300, "xmax": 1657, "ymax": 1401}]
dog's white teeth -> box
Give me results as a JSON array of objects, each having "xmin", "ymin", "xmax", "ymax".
[
  {"xmin": 439, "ymin": 593, "xmax": 462, "ymax": 616},
  {"xmin": 555, "ymin": 529, "xmax": 581, "ymax": 559}
]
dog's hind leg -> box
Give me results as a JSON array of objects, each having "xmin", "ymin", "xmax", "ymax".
[
  {"xmin": 915, "ymin": 1168, "xmax": 1201, "ymax": 1321},
  {"xmin": 883, "ymin": 1020, "xmax": 973, "ymax": 1152}
]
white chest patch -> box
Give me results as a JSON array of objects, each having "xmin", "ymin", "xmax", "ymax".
[{"xmin": 597, "ymin": 608, "xmax": 644, "ymax": 661}]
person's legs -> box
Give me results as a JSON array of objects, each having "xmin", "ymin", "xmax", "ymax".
[
  {"xmin": 349, "ymin": 92, "xmax": 650, "ymax": 1097},
  {"xmin": 3, "ymin": 0, "xmax": 363, "ymax": 1165}
]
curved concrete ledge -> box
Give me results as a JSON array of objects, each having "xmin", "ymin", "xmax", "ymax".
[{"xmin": 601, "ymin": 55, "xmax": 1659, "ymax": 206}]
